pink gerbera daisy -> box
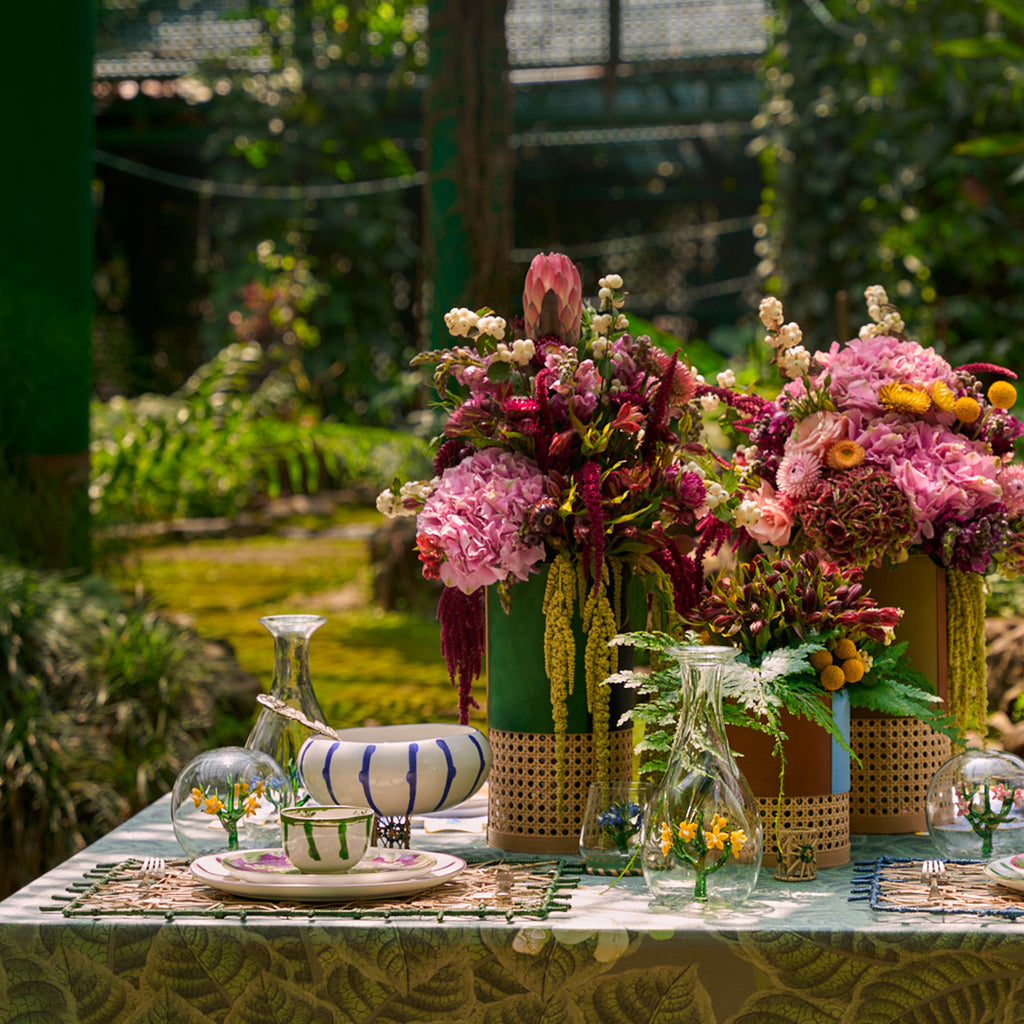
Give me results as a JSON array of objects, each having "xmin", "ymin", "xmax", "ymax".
[{"xmin": 775, "ymin": 450, "xmax": 823, "ymax": 499}]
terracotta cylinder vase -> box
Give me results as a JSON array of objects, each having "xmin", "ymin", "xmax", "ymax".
[
  {"xmin": 854, "ymin": 555, "xmax": 952, "ymax": 834},
  {"xmin": 727, "ymin": 690, "xmax": 851, "ymax": 868}
]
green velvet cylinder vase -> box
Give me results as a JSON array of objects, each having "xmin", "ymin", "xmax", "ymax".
[{"xmin": 485, "ymin": 564, "xmax": 635, "ymax": 854}]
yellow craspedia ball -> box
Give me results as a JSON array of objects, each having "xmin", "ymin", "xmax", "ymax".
[
  {"xmin": 809, "ymin": 649, "xmax": 833, "ymax": 671},
  {"xmin": 832, "ymin": 638, "xmax": 858, "ymax": 662},
  {"xmin": 820, "ymin": 664, "xmax": 846, "ymax": 691},
  {"xmin": 988, "ymin": 380, "xmax": 1018, "ymax": 410},
  {"xmin": 841, "ymin": 658, "xmax": 865, "ymax": 683},
  {"xmin": 953, "ymin": 396, "xmax": 982, "ymax": 424}
]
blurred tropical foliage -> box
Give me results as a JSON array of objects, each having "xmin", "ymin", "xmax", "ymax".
[
  {"xmin": 0, "ymin": 561, "xmax": 244, "ymax": 895},
  {"xmin": 754, "ymin": 0, "xmax": 1024, "ymax": 363},
  {"xmin": 94, "ymin": 0, "xmax": 428, "ymax": 426},
  {"xmin": 89, "ymin": 341, "xmax": 431, "ymax": 529}
]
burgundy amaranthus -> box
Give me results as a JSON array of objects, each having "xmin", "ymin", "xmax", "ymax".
[
  {"xmin": 437, "ymin": 587, "xmax": 485, "ymax": 724},
  {"xmin": 577, "ymin": 460, "xmax": 605, "ymax": 582},
  {"xmin": 639, "ymin": 350, "xmax": 679, "ymax": 463}
]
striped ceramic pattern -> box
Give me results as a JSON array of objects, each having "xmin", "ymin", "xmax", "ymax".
[{"xmin": 298, "ymin": 724, "xmax": 491, "ymax": 818}]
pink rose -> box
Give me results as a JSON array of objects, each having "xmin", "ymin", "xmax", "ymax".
[
  {"xmin": 784, "ymin": 410, "xmax": 850, "ymax": 461},
  {"xmin": 745, "ymin": 482, "xmax": 795, "ymax": 548}
]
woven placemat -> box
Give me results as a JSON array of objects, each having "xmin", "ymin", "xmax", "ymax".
[
  {"xmin": 850, "ymin": 857, "xmax": 1024, "ymax": 920},
  {"xmin": 46, "ymin": 856, "xmax": 579, "ymax": 922}
]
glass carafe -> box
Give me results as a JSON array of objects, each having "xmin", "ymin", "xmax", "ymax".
[
  {"xmin": 245, "ymin": 614, "xmax": 328, "ymax": 805},
  {"xmin": 641, "ymin": 645, "xmax": 762, "ymax": 910}
]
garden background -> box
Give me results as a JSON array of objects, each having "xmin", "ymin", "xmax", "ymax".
[{"xmin": 3, "ymin": 0, "xmax": 1024, "ymax": 897}]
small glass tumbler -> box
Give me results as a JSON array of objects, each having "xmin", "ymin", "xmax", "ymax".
[{"xmin": 579, "ymin": 780, "xmax": 651, "ymax": 876}]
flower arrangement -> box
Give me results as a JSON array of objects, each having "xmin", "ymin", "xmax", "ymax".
[
  {"xmin": 711, "ymin": 286, "xmax": 1024, "ymax": 734},
  {"xmin": 378, "ymin": 253, "xmax": 742, "ymax": 788},
  {"xmin": 613, "ymin": 551, "xmax": 954, "ymax": 784},
  {"xmin": 598, "ymin": 797, "xmax": 644, "ymax": 855},
  {"xmin": 657, "ymin": 811, "xmax": 748, "ymax": 901},
  {"xmin": 190, "ymin": 778, "xmax": 269, "ymax": 851},
  {"xmin": 732, "ymin": 286, "xmax": 1022, "ymax": 575}
]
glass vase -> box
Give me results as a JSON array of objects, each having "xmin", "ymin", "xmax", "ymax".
[
  {"xmin": 579, "ymin": 780, "xmax": 651, "ymax": 876},
  {"xmin": 245, "ymin": 614, "xmax": 328, "ymax": 805},
  {"xmin": 641, "ymin": 645, "xmax": 763, "ymax": 910}
]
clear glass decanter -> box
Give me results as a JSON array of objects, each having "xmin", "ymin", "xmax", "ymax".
[
  {"xmin": 641, "ymin": 645, "xmax": 763, "ymax": 910},
  {"xmin": 245, "ymin": 614, "xmax": 328, "ymax": 805}
]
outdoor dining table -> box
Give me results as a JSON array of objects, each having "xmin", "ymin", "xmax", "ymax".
[{"xmin": 2, "ymin": 795, "xmax": 1024, "ymax": 1023}]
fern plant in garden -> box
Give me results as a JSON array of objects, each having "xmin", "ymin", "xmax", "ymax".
[{"xmin": 89, "ymin": 341, "xmax": 432, "ymax": 530}]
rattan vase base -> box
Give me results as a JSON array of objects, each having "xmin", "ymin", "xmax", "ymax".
[
  {"xmin": 757, "ymin": 791, "xmax": 850, "ymax": 869},
  {"xmin": 849, "ymin": 715, "xmax": 952, "ymax": 833},
  {"xmin": 487, "ymin": 726, "xmax": 634, "ymax": 854}
]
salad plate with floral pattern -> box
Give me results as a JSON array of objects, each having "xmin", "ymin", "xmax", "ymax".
[
  {"xmin": 190, "ymin": 849, "xmax": 465, "ymax": 900},
  {"xmin": 218, "ymin": 847, "xmax": 437, "ymax": 882}
]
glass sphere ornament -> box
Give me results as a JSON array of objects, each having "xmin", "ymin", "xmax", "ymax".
[
  {"xmin": 925, "ymin": 749, "xmax": 1024, "ymax": 860},
  {"xmin": 171, "ymin": 747, "xmax": 289, "ymax": 859}
]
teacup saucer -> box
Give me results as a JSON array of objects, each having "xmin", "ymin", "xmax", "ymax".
[{"xmin": 219, "ymin": 847, "xmax": 436, "ymax": 882}]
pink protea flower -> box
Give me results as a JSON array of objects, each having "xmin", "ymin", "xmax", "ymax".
[
  {"xmin": 416, "ymin": 448, "xmax": 547, "ymax": 594},
  {"xmin": 523, "ymin": 253, "xmax": 583, "ymax": 344}
]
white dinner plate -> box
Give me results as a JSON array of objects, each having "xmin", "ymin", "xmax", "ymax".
[
  {"xmin": 190, "ymin": 849, "xmax": 465, "ymax": 901},
  {"xmin": 982, "ymin": 856, "xmax": 1024, "ymax": 893},
  {"xmin": 218, "ymin": 847, "xmax": 437, "ymax": 883}
]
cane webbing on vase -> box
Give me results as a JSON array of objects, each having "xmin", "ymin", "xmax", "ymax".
[
  {"xmin": 758, "ymin": 792, "xmax": 850, "ymax": 869},
  {"xmin": 857, "ymin": 556, "xmax": 950, "ymax": 833},
  {"xmin": 487, "ymin": 726, "xmax": 634, "ymax": 853},
  {"xmin": 849, "ymin": 716, "xmax": 952, "ymax": 833}
]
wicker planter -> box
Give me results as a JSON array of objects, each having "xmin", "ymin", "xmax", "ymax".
[
  {"xmin": 727, "ymin": 690, "xmax": 851, "ymax": 868},
  {"xmin": 855, "ymin": 556, "xmax": 951, "ymax": 833},
  {"xmin": 485, "ymin": 566, "xmax": 633, "ymax": 854}
]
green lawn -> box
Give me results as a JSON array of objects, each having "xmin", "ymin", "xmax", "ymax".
[{"xmin": 105, "ymin": 509, "xmax": 484, "ymax": 730}]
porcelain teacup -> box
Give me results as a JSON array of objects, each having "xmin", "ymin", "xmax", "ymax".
[{"xmin": 280, "ymin": 805, "xmax": 373, "ymax": 873}]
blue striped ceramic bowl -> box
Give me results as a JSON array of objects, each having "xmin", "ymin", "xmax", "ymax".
[{"xmin": 297, "ymin": 723, "xmax": 491, "ymax": 818}]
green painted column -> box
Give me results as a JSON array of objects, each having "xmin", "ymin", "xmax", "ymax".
[
  {"xmin": 0, "ymin": 1, "xmax": 95, "ymax": 569},
  {"xmin": 422, "ymin": 0, "xmax": 513, "ymax": 350}
]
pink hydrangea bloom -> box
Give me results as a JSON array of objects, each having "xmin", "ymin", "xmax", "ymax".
[
  {"xmin": 416, "ymin": 449, "xmax": 547, "ymax": 594},
  {"xmin": 815, "ymin": 335, "xmax": 959, "ymax": 417},
  {"xmin": 854, "ymin": 418, "xmax": 1003, "ymax": 539}
]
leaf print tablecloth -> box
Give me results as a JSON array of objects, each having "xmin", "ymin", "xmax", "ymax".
[{"xmin": 2, "ymin": 795, "xmax": 1024, "ymax": 1023}]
